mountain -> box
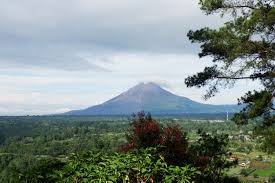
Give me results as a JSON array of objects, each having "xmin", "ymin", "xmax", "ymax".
[{"xmin": 64, "ymin": 82, "xmax": 242, "ymax": 115}]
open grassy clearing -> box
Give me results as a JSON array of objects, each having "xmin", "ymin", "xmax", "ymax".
[{"xmin": 253, "ymin": 164, "xmax": 275, "ymax": 177}]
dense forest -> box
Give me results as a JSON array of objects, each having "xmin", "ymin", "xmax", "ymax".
[{"xmin": 0, "ymin": 114, "xmax": 274, "ymax": 182}]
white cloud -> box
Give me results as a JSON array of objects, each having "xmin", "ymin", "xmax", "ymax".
[
  {"xmin": 0, "ymin": 0, "xmax": 257, "ymax": 115},
  {"xmin": 0, "ymin": 0, "xmax": 225, "ymax": 70},
  {"xmin": 0, "ymin": 51, "xmax": 261, "ymax": 115}
]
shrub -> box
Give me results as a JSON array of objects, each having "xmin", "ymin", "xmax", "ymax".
[
  {"xmin": 189, "ymin": 132, "xmax": 235, "ymax": 182},
  {"xmin": 125, "ymin": 112, "xmax": 161, "ymax": 150},
  {"xmin": 160, "ymin": 124, "xmax": 188, "ymax": 166},
  {"xmin": 240, "ymin": 168, "xmax": 255, "ymax": 177},
  {"xmin": 269, "ymin": 173, "xmax": 275, "ymax": 183},
  {"xmin": 122, "ymin": 112, "xmax": 236, "ymax": 182},
  {"xmin": 56, "ymin": 148, "xmax": 199, "ymax": 183},
  {"xmin": 124, "ymin": 112, "xmax": 189, "ymax": 166}
]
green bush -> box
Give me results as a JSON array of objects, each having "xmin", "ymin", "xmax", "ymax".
[
  {"xmin": 55, "ymin": 148, "xmax": 199, "ymax": 183},
  {"xmin": 269, "ymin": 173, "xmax": 275, "ymax": 183}
]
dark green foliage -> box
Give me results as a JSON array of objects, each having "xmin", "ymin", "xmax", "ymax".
[
  {"xmin": 0, "ymin": 156, "xmax": 64, "ymax": 183},
  {"xmin": 0, "ymin": 116, "xmax": 128, "ymax": 156},
  {"xmin": 240, "ymin": 168, "xmax": 256, "ymax": 177},
  {"xmin": 189, "ymin": 132, "xmax": 236, "ymax": 183},
  {"xmin": 56, "ymin": 148, "xmax": 199, "ymax": 183},
  {"xmin": 222, "ymin": 176, "xmax": 240, "ymax": 183},
  {"xmin": 232, "ymin": 90, "xmax": 274, "ymax": 126},
  {"xmin": 0, "ymin": 154, "xmax": 16, "ymax": 171},
  {"xmin": 0, "ymin": 116, "xmax": 129, "ymax": 182},
  {"xmin": 0, "ymin": 132, "xmax": 5, "ymax": 146},
  {"xmin": 185, "ymin": 0, "xmax": 275, "ymax": 151},
  {"xmin": 122, "ymin": 113, "xmax": 235, "ymax": 182},
  {"xmin": 269, "ymin": 173, "xmax": 275, "ymax": 183},
  {"xmin": 185, "ymin": 66, "xmax": 220, "ymax": 89},
  {"xmin": 255, "ymin": 125, "xmax": 275, "ymax": 153},
  {"xmin": 0, "ymin": 115, "xmax": 252, "ymax": 182}
]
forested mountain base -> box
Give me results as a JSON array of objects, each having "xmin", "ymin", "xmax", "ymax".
[{"xmin": 0, "ymin": 115, "xmax": 274, "ymax": 182}]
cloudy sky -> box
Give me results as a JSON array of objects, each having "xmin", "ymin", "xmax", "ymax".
[{"xmin": 0, "ymin": 0, "xmax": 260, "ymax": 115}]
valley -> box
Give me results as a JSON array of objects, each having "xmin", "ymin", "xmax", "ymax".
[{"xmin": 0, "ymin": 115, "xmax": 274, "ymax": 182}]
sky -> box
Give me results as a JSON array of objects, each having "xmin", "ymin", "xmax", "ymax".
[{"xmin": 0, "ymin": 0, "xmax": 260, "ymax": 115}]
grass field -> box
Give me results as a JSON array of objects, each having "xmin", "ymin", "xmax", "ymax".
[
  {"xmin": 227, "ymin": 166, "xmax": 241, "ymax": 176},
  {"xmin": 227, "ymin": 148, "xmax": 275, "ymax": 182},
  {"xmin": 253, "ymin": 164, "xmax": 275, "ymax": 177}
]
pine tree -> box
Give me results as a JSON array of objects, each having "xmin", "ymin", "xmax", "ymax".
[{"xmin": 185, "ymin": 0, "xmax": 274, "ymax": 128}]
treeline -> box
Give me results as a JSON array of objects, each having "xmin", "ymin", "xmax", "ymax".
[
  {"xmin": 0, "ymin": 116, "xmax": 254, "ymax": 156},
  {"xmin": 0, "ymin": 116, "xmax": 129, "ymax": 155},
  {"xmin": 0, "ymin": 114, "xmax": 272, "ymax": 182},
  {"xmin": 0, "ymin": 113, "xmax": 241, "ymax": 183}
]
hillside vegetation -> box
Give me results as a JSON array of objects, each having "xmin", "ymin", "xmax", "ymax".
[{"xmin": 0, "ymin": 114, "xmax": 274, "ymax": 182}]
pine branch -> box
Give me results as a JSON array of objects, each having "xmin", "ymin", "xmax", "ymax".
[
  {"xmin": 216, "ymin": 76, "xmax": 256, "ymax": 80},
  {"xmin": 216, "ymin": 72, "xmax": 275, "ymax": 80},
  {"xmin": 226, "ymin": 5, "xmax": 256, "ymax": 9}
]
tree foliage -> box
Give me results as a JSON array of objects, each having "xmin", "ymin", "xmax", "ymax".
[
  {"xmin": 56, "ymin": 148, "xmax": 199, "ymax": 183},
  {"xmin": 185, "ymin": 0, "xmax": 275, "ymax": 128},
  {"xmin": 189, "ymin": 131, "xmax": 236, "ymax": 183},
  {"xmin": 123, "ymin": 112, "xmax": 189, "ymax": 165},
  {"xmin": 255, "ymin": 125, "xmax": 275, "ymax": 153},
  {"xmin": 121, "ymin": 112, "xmax": 236, "ymax": 182},
  {"xmin": 0, "ymin": 115, "xmax": 245, "ymax": 182},
  {"xmin": 126, "ymin": 112, "xmax": 161, "ymax": 149}
]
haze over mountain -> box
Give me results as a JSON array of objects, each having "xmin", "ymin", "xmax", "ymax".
[{"xmin": 64, "ymin": 82, "xmax": 242, "ymax": 115}]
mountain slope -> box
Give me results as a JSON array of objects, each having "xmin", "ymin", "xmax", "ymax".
[{"xmin": 64, "ymin": 82, "xmax": 242, "ymax": 115}]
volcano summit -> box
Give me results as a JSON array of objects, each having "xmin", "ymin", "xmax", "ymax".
[{"xmin": 64, "ymin": 82, "xmax": 241, "ymax": 115}]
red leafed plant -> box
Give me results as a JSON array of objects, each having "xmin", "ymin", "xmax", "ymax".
[
  {"xmin": 120, "ymin": 112, "xmax": 233, "ymax": 181},
  {"xmin": 160, "ymin": 125, "xmax": 188, "ymax": 165},
  {"xmin": 127, "ymin": 111, "xmax": 161, "ymax": 149},
  {"xmin": 120, "ymin": 112, "xmax": 162, "ymax": 152},
  {"xmin": 122, "ymin": 112, "xmax": 189, "ymax": 166}
]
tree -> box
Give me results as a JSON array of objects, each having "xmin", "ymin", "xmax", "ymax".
[
  {"xmin": 0, "ymin": 132, "xmax": 5, "ymax": 145},
  {"xmin": 255, "ymin": 125, "xmax": 275, "ymax": 153},
  {"xmin": 122, "ymin": 112, "xmax": 236, "ymax": 182},
  {"xmin": 189, "ymin": 132, "xmax": 236, "ymax": 183},
  {"xmin": 125, "ymin": 111, "xmax": 161, "ymax": 149},
  {"xmin": 123, "ymin": 112, "xmax": 189, "ymax": 166},
  {"xmin": 185, "ymin": 0, "xmax": 274, "ymax": 128},
  {"xmin": 160, "ymin": 124, "xmax": 188, "ymax": 166}
]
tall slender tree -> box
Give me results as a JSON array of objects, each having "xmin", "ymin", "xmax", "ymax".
[{"xmin": 185, "ymin": 0, "xmax": 274, "ymax": 128}]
